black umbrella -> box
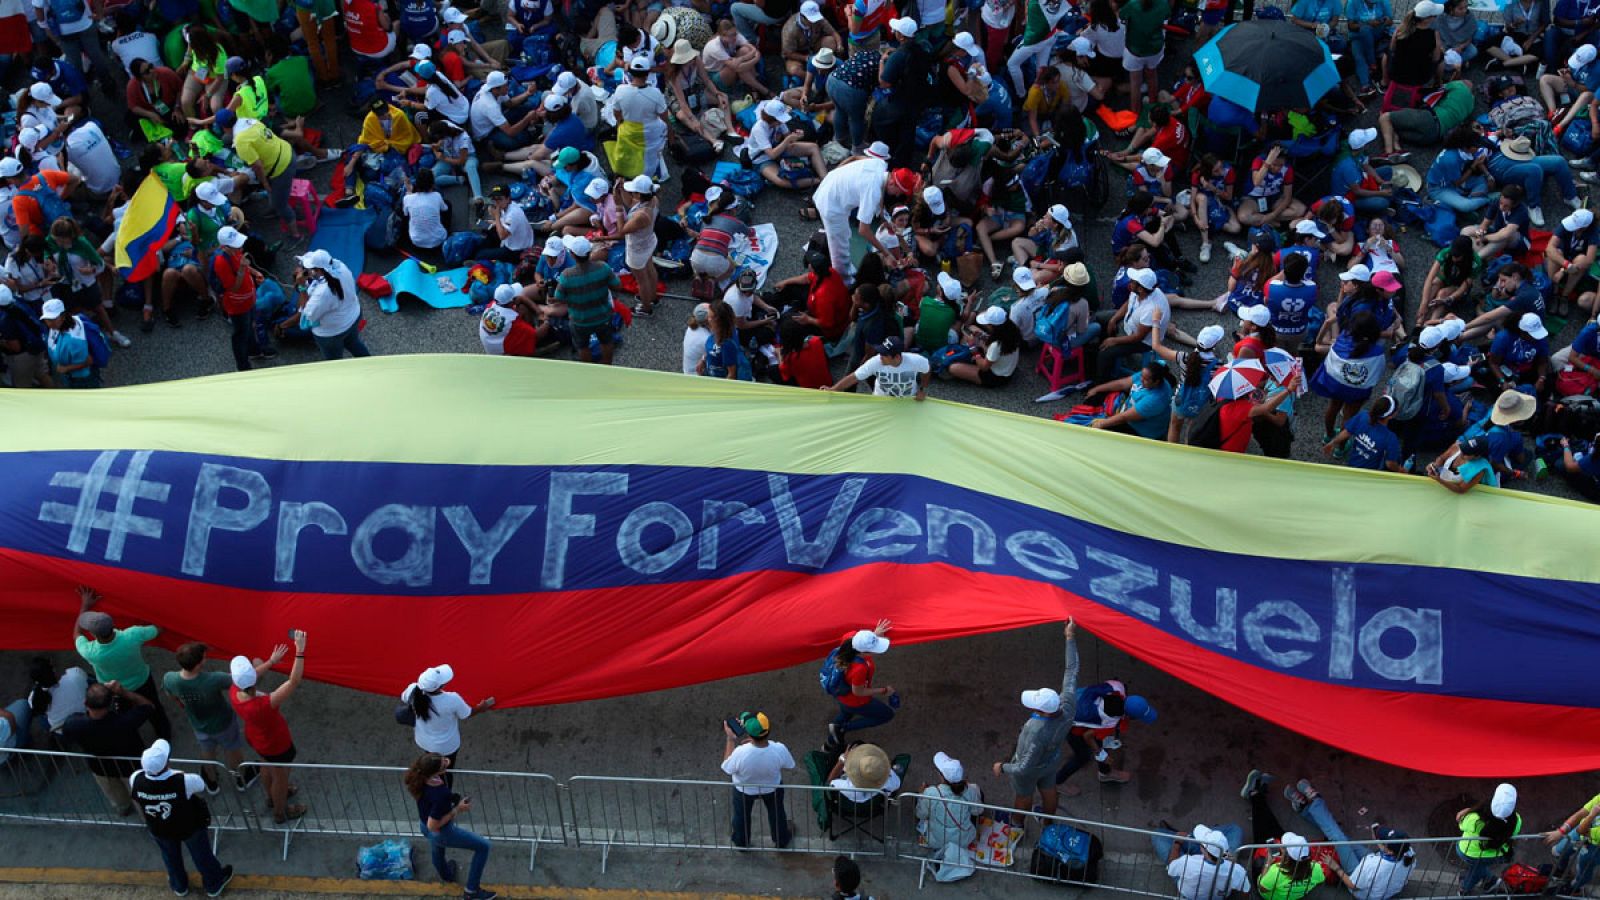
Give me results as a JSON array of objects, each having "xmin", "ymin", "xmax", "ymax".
[{"xmin": 1194, "ymin": 20, "xmax": 1341, "ymax": 112}]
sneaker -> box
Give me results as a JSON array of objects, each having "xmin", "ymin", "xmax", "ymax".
[
  {"xmin": 233, "ymin": 768, "xmax": 258, "ymax": 792},
  {"xmin": 823, "ymin": 723, "xmax": 841, "ymax": 750},
  {"xmin": 1240, "ymin": 768, "xmax": 1271, "ymax": 798},
  {"xmin": 441, "ymin": 859, "xmax": 460, "ymax": 883},
  {"xmin": 1529, "ymin": 206, "xmax": 1546, "ymax": 227},
  {"xmin": 1223, "ymin": 240, "xmax": 1247, "ymax": 261},
  {"xmin": 164, "ymin": 311, "xmax": 181, "ymax": 328},
  {"xmin": 652, "ymin": 255, "xmax": 684, "ymax": 270},
  {"xmin": 249, "ymin": 347, "xmax": 279, "ymax": 360},
  {"xmin": 273, "ymin": 803, "xmax": 307, "ymax": 823},
  {"xmin": 1580, "ymin": 172, "xmax": 1600, "ymax": 184},
  {"xmin": 1296, "ymin": 778, "xmax": 1319, "ymax": 802},
  {"xmin": 989, "ymin": 261, "xmax": 1005, "ymax": 280},
  {"xmin": 1199, "ymin": 242, "xmax": 1212, "ymax": 263},
  {"xmin": 140, "ymin": 317, "xmax": 155, "ymax": 334},
  {"xmin": 206, "ymin": 865, "xmax": 234, "ymax": 898},
  {"xmin": 196, "ymin": 301, "xmax": 215, "ymax": 321},
  {"xmin": 631, "ymin": 303, "xmax": 653, "ymax": 317},
  {"xmin": 201, "ymin": 773, "xmax": 220, "ymax": 796},
  {"xmin": 317, "ymin": 148, "xmax": 342, "ymax": 166},
  {"xmin": 1570, "ymin": 195, "xmax": 1587, "ymax": 211},
  {"xmin": 1098, "ymin": 769, "xmax": 1132, "ymax": 784},
  {"xmin": 294, "ymin": 152, "xmax": 317, "ymax": 171},
  {"xmin": 1284, "ymin": 783, "xmax": 1309, "ymax": 813},
  {"xmin": 110, "ymin": 330, "xmax": 132, "ymax": 348},
  {"xmin": 465, "ymin": 890, "xmax": 498, "ymax": 900}
]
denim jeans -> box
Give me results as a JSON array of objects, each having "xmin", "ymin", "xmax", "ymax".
[
  {"xmin": 1456, "ymin": 845, "xmax": 1506, "ymax": 893},
  {"xmin": 434, "ymin": 158, "xmax": 484, "ymax": 200},
  {"xmin": 1429, "ymin": 185, "xmax": 1493, "ymax": 216},
  {"xmin": 313, "ymin": 322, "xmax": 372, "ymax": 360},
  {"xmin": 730, "ymin": 1, "xmax": 783, "ymax": 40},
  {"xmin": 1297, "ymin": 797, "xmax": 1363, "ymax": 873},
  {"xmin": 730, "ymin": 787, "xmax": 791, "ymax": 847},
  {"xmin": 1348, "ymin": 24, "xmax": 1389, "ymax": 87},
  {"xmin": 1152, "ymin": 823, "xmax": 1244, "ymax": 860},
  {"xmin": 1487, "ymin": 154, "xmax": 1578, "ymax": 206},
  {"xmin": 1066, "ymin": 321, "xmax": 1103, "ymax": 351},
  {"xmin": 227, "ymin": 312, "xmax": 257, "ymax": 372},
  {"xmin": 826, "ymin": 76, "xmax": 870, "ymax": 152},
  {"xmin": 56, "ymin": 27, "xmax": 117, "ymax": 84},
  {"xmin": 1, "ymin": 698, "xmax": 31, "ymax": 756},
  {"xmin": 1555, "ymin": 835, "xmax": 1600, "ymax": 890},
  {"xmin": 151, "ymin": 828, "xmax": 228, "ymax": 896},
  {"xmin": 422, "ymin": 821, "xmax": 491, "ymax": 892},
  {"xmin": 831, "ymin": 698, "xmax": 894, "ymax": 734}
]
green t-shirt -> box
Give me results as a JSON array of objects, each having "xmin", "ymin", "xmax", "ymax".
[
  {"xmin": 1433, "ymin": 246, "xmax": 1483, "ymax": 287},
  {"xmin": 188, "ymin": 206, "xmax": 227, "ymax": 254},
  {"xmin": 1257, "ymin": 861, "xmax": 1326, "ymax": 900},
  {"xmin": 1120, "ymin": 0, "xmax": 1172, "ymax": 57},
  {"xmin": 1431, "ymin": 81, "xmax": 1475, "ymax": 134},
  {"xmin": 153, "ymin": 161, "xmax": 189, "ymax": 201},
  {"xmin": 1458, "ymin": 811, "xmax": 1521, "ymax": 858},
  {"xmin": 1581, "ymin": 794, "xmax": 1600, "ymax": 844},
  {"xmin": 76, "ymin": 625, "xmax": 158, "ymax": 689},
  {"xmin": 162, "ymin": 670, "xmax": 237, "ymax": 734},
  {"xmin": 1021, "ymin": 0, "xmax": 1070, "ymax": 45},
  {"xmin": 266, "ymin": 57, "xmax": 316, "ymax": 118}
]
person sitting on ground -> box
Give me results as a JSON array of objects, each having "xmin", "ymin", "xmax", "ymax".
[
  {"xmin": 1237, "ymin": 145, "xmax": 1308, "ymax": 229},
  {"xmin": 1084, "ymin": 361, "xmax": 1176, "ymax": 439},
  {"xmin": 1461, "ymin": 183, "xmax": 1532, "ymax": 262},
  {"xmin": 916, "ymin": 751, "xmax": 981, "ymax": 883},
  {"xmin": 1238, "ymin": 771, "xmax": 1339, "ymax": 900},
  {"xmin": 1460, "ymin": 262, "xmax": 1544, "ymax": 341},
  {"xmin": 1158, "ymin": 822, "xmax": 1249, "ymax": 900},
  {"xmin": 946, "ymin": 306, "xmax": 1021, "ymax": 387}
]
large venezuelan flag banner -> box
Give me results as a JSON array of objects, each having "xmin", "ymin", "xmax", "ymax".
[
  {"xmin": 113, "ymin": 174, "xmax": 181, "ymax": 283},
  {"xmin": 1, "ymin": 357, "xmax": 1596, "ymax": 776}
]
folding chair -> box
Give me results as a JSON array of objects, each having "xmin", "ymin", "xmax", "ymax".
[{"xmin": 825, "ymin": 753, "xmax": 911, "ymax": 844}]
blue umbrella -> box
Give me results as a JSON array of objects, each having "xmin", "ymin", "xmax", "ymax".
[{"xmin": 1194, "ymin": 20, "xmax": 1341, "ymax": 113}]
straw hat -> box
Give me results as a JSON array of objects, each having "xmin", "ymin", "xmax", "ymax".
[{"xmin": 844, "ymin": 744, "xmax": 891, "ymax": 790}]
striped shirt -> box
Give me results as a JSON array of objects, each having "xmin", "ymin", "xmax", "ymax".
[
  {"xmin": 694, "ymin": 214, "xmax": 749, "ymax": 258},
  {"xmin": 555, "ymin": 262, "xmax": 621, "ymax": 328}
]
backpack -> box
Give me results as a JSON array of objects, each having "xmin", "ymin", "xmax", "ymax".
[
  {"xmin": 22, "ymin": 187, "xmax": 71, "ymax": 231},
  {"xmin": 442, "ymin": 231, "xmax": 484, "ymax": 266},
  {"xmin": 1562, "ymin": 119, "xmax": 1594, "ymax": 157},
  {"xmin": 1034, "ymin": 299, "xmax": 1075, "ymax": 348},
  {"xmin": 204, "ymin": 248, "xmax": 233, "ymax": 297},
  {"xmin": 929, "ymin": 343, "xmax": 975, "ymax": 375},
  {"xmin": 1186, "ymin": 399, "xmax": 1229, "ymax": 449},
  {"xmin": 1387, "ymin": 358, "xmax": 1440, "ymax": 422},
  {"xmin": 46, "ymin": 0, "xmax": 85, "ymax": 27},
  {"xmin": 818, "ymin": 647, "xmax": 851, "ymax": 696},
  {"xmin": 361, "ymin": 183, "xmax": 401, "ymax": 250},
  {"xmin": 77, "ymin": 315, "xmax": 111, "ymax": 369},
  {"xmin": 1030, "ymin": 823, "xmax": 1103, "ymax": 884},
  {"xmin": 1499, "ymin": 863, "xmax": 1551, "ymax": 895}
]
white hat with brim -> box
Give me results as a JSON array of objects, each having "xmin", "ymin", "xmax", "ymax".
[
  {"xmin": 1563, "ymin": 209, "xmax": 1595, "ymax": 232},
  {"xmin": 933, "ymin": 751, "xmax": 964, "ymax": 782},
  {"xmin": 1240, "ymin": 305, "xmax": 1272, "ymax": 327},
  {"xmin": 1414, "ymin": 0, "xmax": 1443, "ymax": 17},
  {"xmin": 1194, "ymin": 824, "xmax": 1230, "ymax": 855},
  {"xmin": 417, "ymin": 664, "xmax": 455, "ymax": 692},
  {"xmin": 1338, "ymin": 264, "xmax": 1372, "ymax": 282},
  {"xmin": 888, "ymin": 16, "xmax": 917, "ymax": 36},
  {"xmin": 851, "ymin": 629, "xmax": 890, "ymax": 654},
  {"xmin": 671, "ymin": 40, "xmax": 698, "ymax": 65},
  {"xmin": 1281, "ymin": 833, "xmax": 1310, "ymax": 861},
  {"xmin": 1128, "ymin": 267, "xmax": 1159, "ymax": 289},
  {"xmin": 1490, "ymin": 389, "xmax": 1537, "ymax": 425},
  {"xmin": 1348, "ymin": 128, "xmax": 1378, "ymax": 151},
  {"xmin": 566, "ymin": 235, "xmax": 594, "ymax": 256},
  {"xmin": 141, "ymin": 739, "xmax": 172, "ymax": 776},
  {"xmin": 923, "ymin": 185, "xmax": 945, "ymax": 215},
  {"xmin": 542, "ymin": 236, "xmax": 566, "ymax": 257},
  {"xmin": 1049, "ymin": 204, "xmax": 1072, "ymax": 228},
  {"xmin": 801, "ymin": 0, "xmax": 824, "ymax": 20},
  {"xmin": 977, "ymin": 305, "xmax": 1007, "ymax": 326},
  {"xmin": 217, "ymin": 226, "xmax": 248, "ymax": 249},
  {"xmin": 584, "ymin": 179, "xmax": 610, "ymax": 200},
  {"xmin": 1519, "ymin": 312, "xmax": 1548, "ymax": 340},
  {"xmin": 625, "ymin": 174, "xmax": 656, "ymax": 194},
  {"xmin": 41, "ymin": 297, "xmax": 66, "ymax": 320},
  {"xmin": 229, "ymin": 655, "xmax": 257, "ymax": 689},
  {"xmin": 1570, "ymin": 44, "xmax": 1598, "ymax": 71},
  {"xmin": 1020, "ymin": 688, "xmax": 1061, "ymax": 713}
]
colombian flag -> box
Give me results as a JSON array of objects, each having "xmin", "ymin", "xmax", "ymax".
[
  {"xmin": 0, "ymin": 358, "xmax": 1597, "ymax": 776},
  {"xmin": 113, "ymin": 174, "xmax": 181, "ymax": 283}
]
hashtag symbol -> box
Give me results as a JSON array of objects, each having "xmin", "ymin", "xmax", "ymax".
[{"xmin": 37, "ymin": 450, "xmax": 173, "ymax": 561}]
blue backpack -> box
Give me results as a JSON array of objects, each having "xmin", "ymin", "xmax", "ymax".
[
  {"xmin": 78, "ymin": 316, "xmax": 111, "ymax": 369},
  {"xmin": 46, "ymin": 0, "xmax": 84, "ymax": 27},
  {"xmin": 442, "ymin": 231, "xmax": 484, "ymax": 266},
  {"xmin": 818, "ymin": 648, "xmax": 852, "ymax": 696},
  {"xmin": 23, "ymin": 186, "xmax": 71, "ymax": 229},
  {"xmin": 361, "ymin": 183, "xmax": 401, "ymax": 250},
  {"xmin": 1562, "ymin": 119, "xmax": 1594, "ymax": 157},
  {"xmin": 929, "ymin": 343, "xmax": 975, "ymax": 375},
  {"xmin": 1037, "ymin": 823, "xmax": 1096, "ymax": 867},
  {"xmin": 1034, "ymin": 300, "xmax": 1074, "ymax": 348}
]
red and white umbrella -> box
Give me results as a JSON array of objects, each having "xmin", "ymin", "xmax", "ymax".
[{"xmin": 1208, "ymin": 358, "xmax": 1267, "ymax": 401}]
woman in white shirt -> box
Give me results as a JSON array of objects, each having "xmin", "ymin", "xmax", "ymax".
[
  {"xmin": 401, "ymin": 168, "xmax": 451, "ymax": 252},
  {"xmin": 682, "ymin": 302, "xmax": 711, "ymax": 374},
  {"xmin": 399, "ymin": 60, "xmax": 470, "ymax": 127},
  {"xmin": 278, "ymin": 249, "xmax": 373, "ymax": 360},
  {"xmin": 1082, "ymin": 0, "xmax": 1127, "ymax": 96},
  {"xmin": 946, "ymin": 305, "xmax": 1022, "ymax": 387},
  {"xmin": 400, "ymin": 664, "xmax": 494, "ymax": 770}
]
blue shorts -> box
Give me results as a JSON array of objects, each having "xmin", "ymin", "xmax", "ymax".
[
  {"xmin": 989, "ymin": 210, "xmax": 1025, "ymax": 228},
  {"xmin": 195, "ymin": 716, "xmax": 246, "ymax": 753}
]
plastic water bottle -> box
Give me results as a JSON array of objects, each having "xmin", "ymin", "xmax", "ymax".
[{"xmin": 589, "ymin": 333, "xmax": 601, "ymax": 357}]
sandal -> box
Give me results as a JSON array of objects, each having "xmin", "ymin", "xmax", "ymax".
[
  {"xmin": 989, "ymin": 261, "xmax": 1004, "ymax": 280},
  {"xmin": 273, "ymin": 803, "xmax": 307, "ymax": 824},
  {"xmin": 799, "ymin": 205, "xmax": 820, "ymax": 220}
]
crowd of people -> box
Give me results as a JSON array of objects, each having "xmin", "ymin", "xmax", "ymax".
[{"xmin": 4, "ymin": 603, "xmax": 1598, "ymax": 899}]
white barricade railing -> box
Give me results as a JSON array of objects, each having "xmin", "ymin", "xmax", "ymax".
[
  {"xmin": 254, "ymin": 762, "xmax": 564, "ymax": 867},
  {"xmin": 0, "ymin": 746, "xmax": 251, "ymax": 853},
  {"xmin": 565, "ymin": 776, "xmax": 893, "ymax": 872}
]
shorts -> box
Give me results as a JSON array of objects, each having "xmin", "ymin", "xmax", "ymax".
[
  {"xmin": 1123, "ymin": 49, "xmax": 1164, "ymax": 72},
  {"xmin": 260, "ymin": 743, "xmax": 297, "ymax": 764},
  {"xmin": 1200, "ymin": 6, "xmax": 1224, "ymax": 23},
  {"xmin": 63, "ymin": 284, "xmax": 101, "ymax": 311},
  {"xmin": 625, "ymin": 232, "xmax": 659, "ymax": 270},
  {"xmin": 573, "ymin": 320, "xmax": 615, "ymax": 346},
  {"xmin": 195, "ymin": 717, "xmax": 246, "ymax": 754},
  {"xmin": 1088, "ymin": 54, "xmax": 1122, "ymax": 79},
  {"xmin": 1009, "ymin": 766, "xmax": 1055, "ymax": 796},
  {"xmin": 988, "ymin": 209, "xmax": 1025, "ymax": 228},
  {"xmin": 1388, "ymin": 107, "xmax": 1441, "ymax": 147},
  {"xmin": 979, "ymin": 369, "xmax": 1013, "ymax": 387}
]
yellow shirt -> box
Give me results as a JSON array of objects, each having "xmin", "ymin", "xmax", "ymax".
[{"xmin": 233, "ymin": 122, "xmax": 293, "ymax": 179}]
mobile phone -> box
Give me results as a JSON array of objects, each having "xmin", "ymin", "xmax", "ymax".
[
  {"xmin": 1256, "ymin": 197, "xmax": 1269, "ymax": 214},
  {"xmin": 723, "ymin": 716, "xmax": 743, "ymax": 735}
]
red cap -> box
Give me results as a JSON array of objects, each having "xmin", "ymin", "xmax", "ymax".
[{"xmin": 888, "ymin": 168, "xmax": 921, "ymax": 196}]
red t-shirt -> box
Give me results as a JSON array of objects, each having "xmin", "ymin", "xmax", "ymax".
[
  {"xmin": 438, "ymin": 50, "xmax": 468, "ymax": 84},
  {"xmin": 211, "ymin": 249, "xmax": 259, "ymax": 316},
  {"xmin": 1151, "ymin": 119, "xmax": 1190, "ymax": 175},
  {"xmin": 1218, "ymin": 397, "xmax": 1255, "ymax": 453},
  {"xmin": 231, "ymin": 690, "xmax": 293, "ymax": 756},
  {"xmin": 344, "ymin": 0, "xmax": 390, "ymax": 56},
  {"xmin": 503, "ymin": 317, "xmax": 538, "ymax": 357},
  {"xmin": 780, "ymin": 335, "xmax": 832, "ymax": 388},
  {"xmin": 808, "ymin": 269, "xmax": 850, "ymax": 341},
  {"xmin": 840, "ymin": 657, "xmax": 875, "ymax": 707}
]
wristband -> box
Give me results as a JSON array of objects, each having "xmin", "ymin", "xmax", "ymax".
[
  {"xmin": 295, "ymin": 654, "xmax": 305, "ymax": 658},
  {"xmin": 1562, "ymin": 823, "xmax": 1573, "ymax": 834}
]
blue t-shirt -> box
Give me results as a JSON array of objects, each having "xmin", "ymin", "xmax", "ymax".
[
  {"xmin": 1344, "ymin": 0, "xmax": 1391, "ymax": 24},
  {"xmin": 1208, "ymin": 96, "xmax": 1255, "ymax": 131},
  {"xmin": 1489, "ymin": 330, "xmax": 1547, "ymax": 374},
  {"xmin": 1571, "ymin": 322, "xmax": 1599, "ymax": 359},
  {"xmin": 1481, "ymin": 423, "xmax": 1525, "ymax": 467},
  {"xmin": 1279, "ymin": 245, "xmax": 1323, "ymax": 276},
  {"xmin": 46, "ymin": 326, "xmax": 92, "ymax": 382},
  {"xmin": 1291, "ymin": 0, "xmax": 1340, "ymax": 22},
  {"xmin": 1330, "ymin": 155, "xmax": 1364, "ymax": 197},
  {"xmin": 398, "ymin": 0, "xmax": 439, "ymax": 39},
  {"xmin": 703, "ymin": 335, "xmax": 753, "ymax": 380},
  {"xmin": 1457, "ymin": 456, "xmax": 1500, "ymax": 488},
  {"xmin": 1265, "ymin": 279, "xmax": 1317, "ymax": 335},
  {"xmin": 1575, "ymin": 449, "xmax": 1600, "ymax": 480},
  {"xmin": 545, "ymin": 115, "xmax": 595, "ymax": 153},
  {"xmin": 1122, "ymin": 381, "xmax": 1174, "ymax": 439},
  {"xmin": 1343, "ymin": 410, "xmax": 1401, "ymax": 470}
]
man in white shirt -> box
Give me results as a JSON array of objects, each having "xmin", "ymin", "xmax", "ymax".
[
  {"xmin": 484, "ymin": 184, "xmax": 535, "ymax": 259},
  {"xmin": 1160, "ymin": 822, "xmax": 1250, "ymax": 900},
  {"xmin": 720, "ymin": 711, "xmax": 795, "ymax": 848},
  {"xmin": 812, "ymin": 158, "xmax": 919, "ymax": 283},
  {"xmin": 469, "ymin": 71, "xmax": 538, "ymax": 150},
  {"xmin": 824, "ymin": 336, "xmax": 931, "ymax": 399},
  {"xmin": 701, "ymin": 18, "xmax": 768, "ymax": 98},
  {"xmin": 110, "ymin": 25, "xmax": 161, "ymax": 76},
  {"xmin": 65, "ymin": 120, "xmax": 120, "ymax": 195}
]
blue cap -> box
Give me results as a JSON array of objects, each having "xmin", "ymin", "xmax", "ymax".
[
  {"xmin": 415, "ymin": 60, "xmax": 437, "ymax": 80},
  {"xmin": 1124, "ymin": 695, "xmax": 1157, "ymax": 723},
  {"xmin": 214, "ymin": 108, "xmax": 236, "ymax": 131}
]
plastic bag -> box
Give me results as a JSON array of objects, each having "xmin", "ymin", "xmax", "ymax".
[{"xmin": 357, "ymin": 840, "xmax": 414, "ymax": 880}]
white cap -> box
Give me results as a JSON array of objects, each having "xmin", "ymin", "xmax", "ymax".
[
  {"xmin": 1012, "ymin": 267, "xmax": 1037, "ymax": 291},
  {"xmin": 932, "ymin": 751, "xmax": 964, "ymax": 782},
  {"xmin": 1414, "ymin": 0, "xmax": 1443, "ymax": 16},
  {"xmin": 484, "ymin": 70, "xmax": 508, "ymax": 89},
  {"xmin": 0, "ymin": 157, "xmax": 21, "ymax": 177},
  {"xmin": 229, "ymin": 655, "xmax": 257, "ymax": 689},
  {"xmin": 141, "ymin": 739, "xmax": 172, "ymax": 776},
  {"xmin": 1128, "ymin": 267, "xmax": 1159, "ymax": 289},
  {"xmin": 216, "ymin": 226, "xmax": 247, "ymax": 249},
  {"xmin": 1491, "ymin": 783, "xmax": 1518, "ymax": 818},
  {"xmin": 41, "ymin": 297, "xmax": 66, "ymax": 319},
  {"xmin": 446, "ymin": 30, "xmax": 468, "ymax": 44},
  {"xmin": 1570, "ymin": 44, "xmax": 1598, "ymax": 70},
  {"xmin": 543, "ymin": 92, "xmax": 568, "ymax": 111},
  {"xmin": 865, "ymin": 141, "xmax": 890, "ymax": 160},
  {"xmin": 1519, "ymin": 312, "xmax": 1548, "ymax": 339},
  {"xmin": 977, "ymin": 305, "xmax": 1007, "ymax": 326},
  {"xmin": 195, "ymin": 181, "xmax": 226, "ymax": 207},
  {"xmin": 851, "ymin": 629, "xmax": 890, "ymax": 654},
  {"xmin": 1194, "ymin": 825, "xmax": 1230, "ymax": 855},
  {"xmin": 1069, "ymin": 35, "xmax": 1095, "ymax": 56},
  {"xmin": 923, "ymin": 185, "xmax": 945, "ymax": 215},
  {"xmin": 1048, "ymin": 203, "xmax": 1072, "ymax": 228},
  {"xmin": 493, "ymin": 283, "xmax": 523, "ymax": 304},
  {"xmin": 705, "ymin": 185, "xmax": 724, "ymax": 205},
  {"xmin": 1020, "ymin": 688, "xmax": 1061, "ymax": 713},
  {"xmin": 801, "ymin": 0, "xmax": 824, "ymax": 20},
  {"xmin": 1418, "ymin": 325, "xmax": 1444, "ymax": 349},
  {"xmin": 1294, "ymin": 219, "xmax": 1325, "ymax": 237},
  {"xmin": 761, "ymin": 98, "xmax": 791, "ymax": 121},
  {"xmin": 565, "ymin": 235, "xmax": 594, "ymax": 256},
  {"xmin": 1240, "ymin": 305, "xmax": 1271, "ymax": 327},
  {"xmin": 624, "ymin": 174, "xmax": 656, "ymax": 194},
  {"xmin": 417, "ymin": 664, "xmax": 455, "ymax": 692},
  {"xmin": 888, "ymin": 16, "xmax": 917, "ymax": 36},
  {"xmin": 1348, "ymin": 128, "xmax": 1378, "ymax": 151},
  {"xmin": 410, "ymin": 43, "xmax": 433, "ymax": 60},
  {"xmin": 556, "ymin": 71, "xmax": 579, "ymax": 92},
  {"xmin": 16, "ymin": 126, "xmax": 44, "ymax": 150},
  {"xmin": 584, "ymin": 179, "xmax": 609, "ymax": 200},
  {"xmin": 1499, "ymin": 35, "xmax": 1524, "ymax": 57},
  {"xmin": 542, "ymin": 235, "xmax": 566, "ymax": 257},
  {"xmin": 1443, "ymin": 48, "xmax": 1462, "ymax": 68},
  {"xmin": 1439, "ymin": 317, "xmax": 1465, "ymax": 340},
  {"xmin": 441, "ymin": 5, "xmax": 466, "ymax": 22},
  {"xmin": 28, "ymin": 82, "xmax": 61, "ymax": 106},
  {"xmin": 1442, "ymin": 361, "xmax": 1472, "ymax": 383},
  {"xmin": 0, "ymin": 284, "xmax": 14, "ymax": 307},
  {"xmin": 627, "ymin": 54, "xmax": 652, "ymax": 73},
  {"xmin": 1338, "ymin": 264, "xmax": 1372, "ymax": 282},
  {"xmin": 1197, "ymin": 324, "xmax": 1226, "ymax": 349},
  {"xmin": 297, "ymin": 248, "xmax": 333, "ymax": 270},
  {"xmin": 1563, "ymin": 208, "xmax": 1595, "ymax": 232},
  {"xmin": 1281, "ymin": 833, "xmax": 1310, "ymax": 861},
  {"xmin": 1141, "ymin": 148, "xmax": 1170, "ymax": 170},
  {"xmin": 936, "ymin": 271, "xmax": 964, "ymax": 300},
  {"xmin": 952, "ymin": 31, "xmax": 979, "ymax": 55}
]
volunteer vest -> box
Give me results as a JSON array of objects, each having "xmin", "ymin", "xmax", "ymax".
[
  {"xmin": 236, "ymin": 75, "xmax": 269, "ymax": 121},
  {"xmin": 131, "ymin": 771, "xmax": 208, "ymax": 841}
]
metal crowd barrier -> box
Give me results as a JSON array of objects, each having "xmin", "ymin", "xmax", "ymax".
[
  {"xmin": 565, "ymin": 776, "xmax": 893, "ymax": 872},
  {"xmin": 1230, "ymin": 834, "xmax": 1586, "ymax": 900}
]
